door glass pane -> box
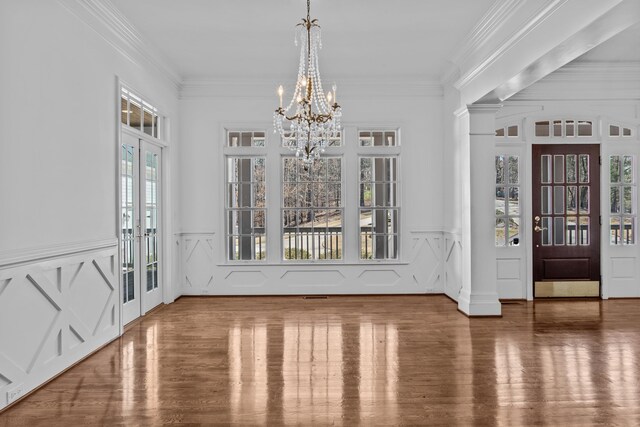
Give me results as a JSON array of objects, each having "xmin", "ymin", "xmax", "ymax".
[
  {"xmin": 579, "ymin": 186, "xmax": 590, "ymax": 214},
  {"xmin": 495, "ymin": 218, "xmax": 505, "ymax": 247},
  {"xmin": 496, "ymin": 187, "xmax": 505, "ymax": 216},
  {"xmin": 554, "ymin": 217, "xmax": 565, "ymax": 245},
  {"xmin": 541, "ymin": 155, "xmax": 552, "ymax": 184},
  {"xmin": 554, "ymin": 155, "xmax": 564, "ymax": 183},
  {"xmin": 610, "ymin": 217, "xmax": 621, "ymax": 244},
  {"xmin": 553, "ymin": 217, "xmax": 564, "ymax": 246},
  {"xmin": 553, "ymin": 186, "xmax": 564, "ymax": 215},
  {"xmin": 508, "ymin": 187, "xmax": 519, "ymax": 216},
  {"xmin": 566, "ymin": 186, "xmax": 577, "ymax": 214},
  {"xmin": 623, "ymin": 187, "xmax": 633, "ymax": 214},
  {"xmin": 566, "ymin": 155, "xmax": 577, "ymax": 183},
  {"xmin": 579, "ymin": 155, "xmax": 589, "ymax": 183},
  {"xmin": 508, "ymin": 217, "xmax": 520, "ymax": 246},
  {"xmin": 495, "ymin": 156, "xmax": 505, "ymax": 184},
  {"xmin": 508, "ymin": 156, "xmax": 518, "ymax": 184},
  {"xmin": 121, "ymin": 144, "xmax": 136, "ymax": 304},
  {"xmin": 623, "ymin": 156, "xmax": 633, "ymax": 183},
  {"xmin": 579, "ymin": 217, "xmax": 590, "ymax": 245},
  {"xmin": 145, "ymin": 152, "xmax": 159, "ymax": 293},
  {"xmin": 611, "ymin": 187, "xmax": 621, "ymax": 214},
  {"xmin": 541, "ymin": 186, "xmax": 552, "ymax": 215},
  {"xmin": 541, "ymin": 217, "xmax": 552, "ymax": 246},
  {"xmin": 566, "ymin": 216, "xmax": 577, "ymax": 245},
  {"xmin": 623, "ymin": 217, "xmax": 635, "ymax": 244},
  {"xmin": 610, "ymin": 156, "xmax": 621, "ymax": 183}
]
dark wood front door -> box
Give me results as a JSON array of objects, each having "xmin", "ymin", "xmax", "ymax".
[{"xmin": 532, "ymin": 144, "xmax": 601, "ymax": 297}]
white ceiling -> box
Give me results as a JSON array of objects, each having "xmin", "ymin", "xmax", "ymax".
[
  {"xmin": 110, "ymin": 0, "xmax": 496, "ymax": 82},
  {"xmin": 576, "ymin": 22, "xmax": 640, "ymax": 62}
]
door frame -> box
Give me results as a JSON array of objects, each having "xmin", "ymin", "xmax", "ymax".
[
  {"xmin": 530, "ymin": 143, "xmax": 601, "ymax": 296},
  {"xmin": 116, "ymin": 78, "xmax": 172, "ymax": 334}
]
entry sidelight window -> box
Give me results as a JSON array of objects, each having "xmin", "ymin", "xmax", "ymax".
[
  {"xmin": 610, "ymin": 155, "xmax": 636, "ymax": 245},
  {"xmin": 495, "ymin": 155, "xmax": 520, "ymax": 246}
]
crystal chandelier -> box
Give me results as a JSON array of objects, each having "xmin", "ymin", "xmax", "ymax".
[{"xmin": 274, "ymin": 0, "xmax": 342, "ymax": 165}]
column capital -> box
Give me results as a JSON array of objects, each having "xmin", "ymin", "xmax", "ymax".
[{"xmin": 466, "ymin": 103, "xmax": 503, "ymax": 114}]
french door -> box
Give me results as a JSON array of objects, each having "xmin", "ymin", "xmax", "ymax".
[
  {"xmin": 121, "ymin": 133, "xmax": 163, "ymax": 325},
  {"xmin": 532, "ymin": 144, "xmax": 601, "ymax": 297}
]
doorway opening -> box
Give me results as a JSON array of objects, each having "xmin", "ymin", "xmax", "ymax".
[{"xmin": 532, "ymin": 144, "xmax": 601, "ymax": 297}]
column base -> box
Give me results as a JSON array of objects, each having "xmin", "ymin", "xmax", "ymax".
[{"xmin": 457, "ymin": 290, "xmax": 502, "ymax": 317}]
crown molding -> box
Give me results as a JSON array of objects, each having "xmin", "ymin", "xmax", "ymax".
[
  {"xmin": 452, "ymin": 0, "xmax": 569, "ymax": 90},
  {"xmin": 180, "ymin": 78, "xmax": 443, "ymax": 100},
  {"xmin": 442, "ymin": 0, "xmax": 526, "ymax": 84},
  {"xmin": 57, "ymin": 0, "xmax": 182, "ymax": 93}
]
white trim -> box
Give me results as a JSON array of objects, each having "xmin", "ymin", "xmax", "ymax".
[
  {"xmin": 0, "ymin": 238, "xmax": 118, "ymax": 269},
  {"xmin": 442, "ymin": 0, "xmax": 526, "ymax": 84},
  {"xmin": 180, "ymin": 78, "xmax": 443, "ymax": 100}
]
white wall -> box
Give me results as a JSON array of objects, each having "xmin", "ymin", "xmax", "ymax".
[
  {"xmin": 0, "ymin": 0, "xmax": 180, "ymax": 410},
  {"xmin": 177, "ymin": 86, "xmax": 447, "ymax": 294}
]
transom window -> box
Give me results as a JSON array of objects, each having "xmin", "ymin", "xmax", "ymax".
[
  {"xmin": 121, "ymin": 87, "xmax": 161, "ymax": 138},
  {"xmin": 535, "ymin": 120, "xmax": 592, "ymax": 137},
  {"xmin": 610, "ymin": 155, "xmax": 636, "ymax": 245},
  {"xmin": 609, "ymin": 125, "xmax": 633, "ymax": 138},
  {"xmin": 495, "ymin": 125, "xmax": 518, "ymax": 138}
]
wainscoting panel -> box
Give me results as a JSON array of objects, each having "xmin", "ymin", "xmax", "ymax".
[
  {"xmin": 0, "ymin": 244, "xmax": 119, "ymax": 410},
  {"xmin": 179, "ymin": 231, "xmax": 444, "ymax": 295},
  {"xmin": 443, "ymin": 232, "xmax": 463, "ymax": 301}
]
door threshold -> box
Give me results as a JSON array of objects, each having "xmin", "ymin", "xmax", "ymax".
[{"xmin": 535, "ymin": 281, "xmax": 600, "ymax": 298}]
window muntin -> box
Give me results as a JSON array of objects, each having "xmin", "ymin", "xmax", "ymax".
[
  {"xmin": 225, "ymin": 157, "xmax": 266, "ymax": 260},
  {"xmin": 359, "ymin": 156, "xmax": 399, "ymax": 259},
  {"xmin": 282, "ymin": 157, "xmax": 343, "ymax": 260},
  {"xmin": 495, "ymin": 155, "xmax": 520, "ymax": 246},
  {"xmin": 121, "ymin": 87, "xmax": 161, "ymax": 139},
  {"xmin": 610, "ymin": 155, "xmax": 636, "ymax": 245}
]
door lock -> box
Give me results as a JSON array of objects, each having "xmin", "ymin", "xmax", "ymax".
[{"xmin": 534, "ymin": 216, "xmax": 547, "ymax": 233}]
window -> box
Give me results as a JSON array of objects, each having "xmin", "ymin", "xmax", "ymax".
[
  {"xmin": 359, "ymin": 156, "xmax": 399, "ymax": 259},
  {"xmin": 609, "ymin": 125, "xmax": 633, "ymax": 138},
  {"xmin": 610, "ymin": 155, "xmax": 635, "ymax": 245},
  {"xmin": 495, "ymin": 155, "xmax": 520, "ymax": 246},
  {"xmin": 495, "ymin": 125, "xmax": 518, "ymax": 137},
  {"xmin": 228, "ymin": 131, "xmax": 265, "ymax": 147},
  {"xmin": 282, "ymin": 157, "xmax": 343, "ymax": 260},
  {"xmin": 534, "ymin": 119, "xmax": 592, "ymax": 138},
  {"xmin": 121, "ymin": 87, "xmax": 161, "ymax": 138},
  {"xmin": 225, "ymin": 156, "xmax": 266, "ymax": 260},
  {"xmin": 359, "ymin": 130, "xmax": 397, "ymax": 147}
]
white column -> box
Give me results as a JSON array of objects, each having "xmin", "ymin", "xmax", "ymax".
[{"xmin": 458, "ymin": 104, "xmax": 502, "ymax": 316}]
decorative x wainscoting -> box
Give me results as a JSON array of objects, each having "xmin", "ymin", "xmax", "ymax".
[{"xmin": 0, "ymin": 244, "xmax": 119, "ymax": 409}]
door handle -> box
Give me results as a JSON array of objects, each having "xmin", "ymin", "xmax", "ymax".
[{"xmin": 534, "ymin": 216, "xmax": 547, "ymax": 233}]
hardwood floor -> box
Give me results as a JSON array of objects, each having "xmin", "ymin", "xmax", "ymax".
[{"xmin": 2, "ymin": 295, "xmax": 640, "ymax": 426}]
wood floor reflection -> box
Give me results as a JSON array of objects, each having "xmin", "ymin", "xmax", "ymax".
[{"xmin": 2, "ymin": 296, "xmax": 640, "ymax": 425}]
